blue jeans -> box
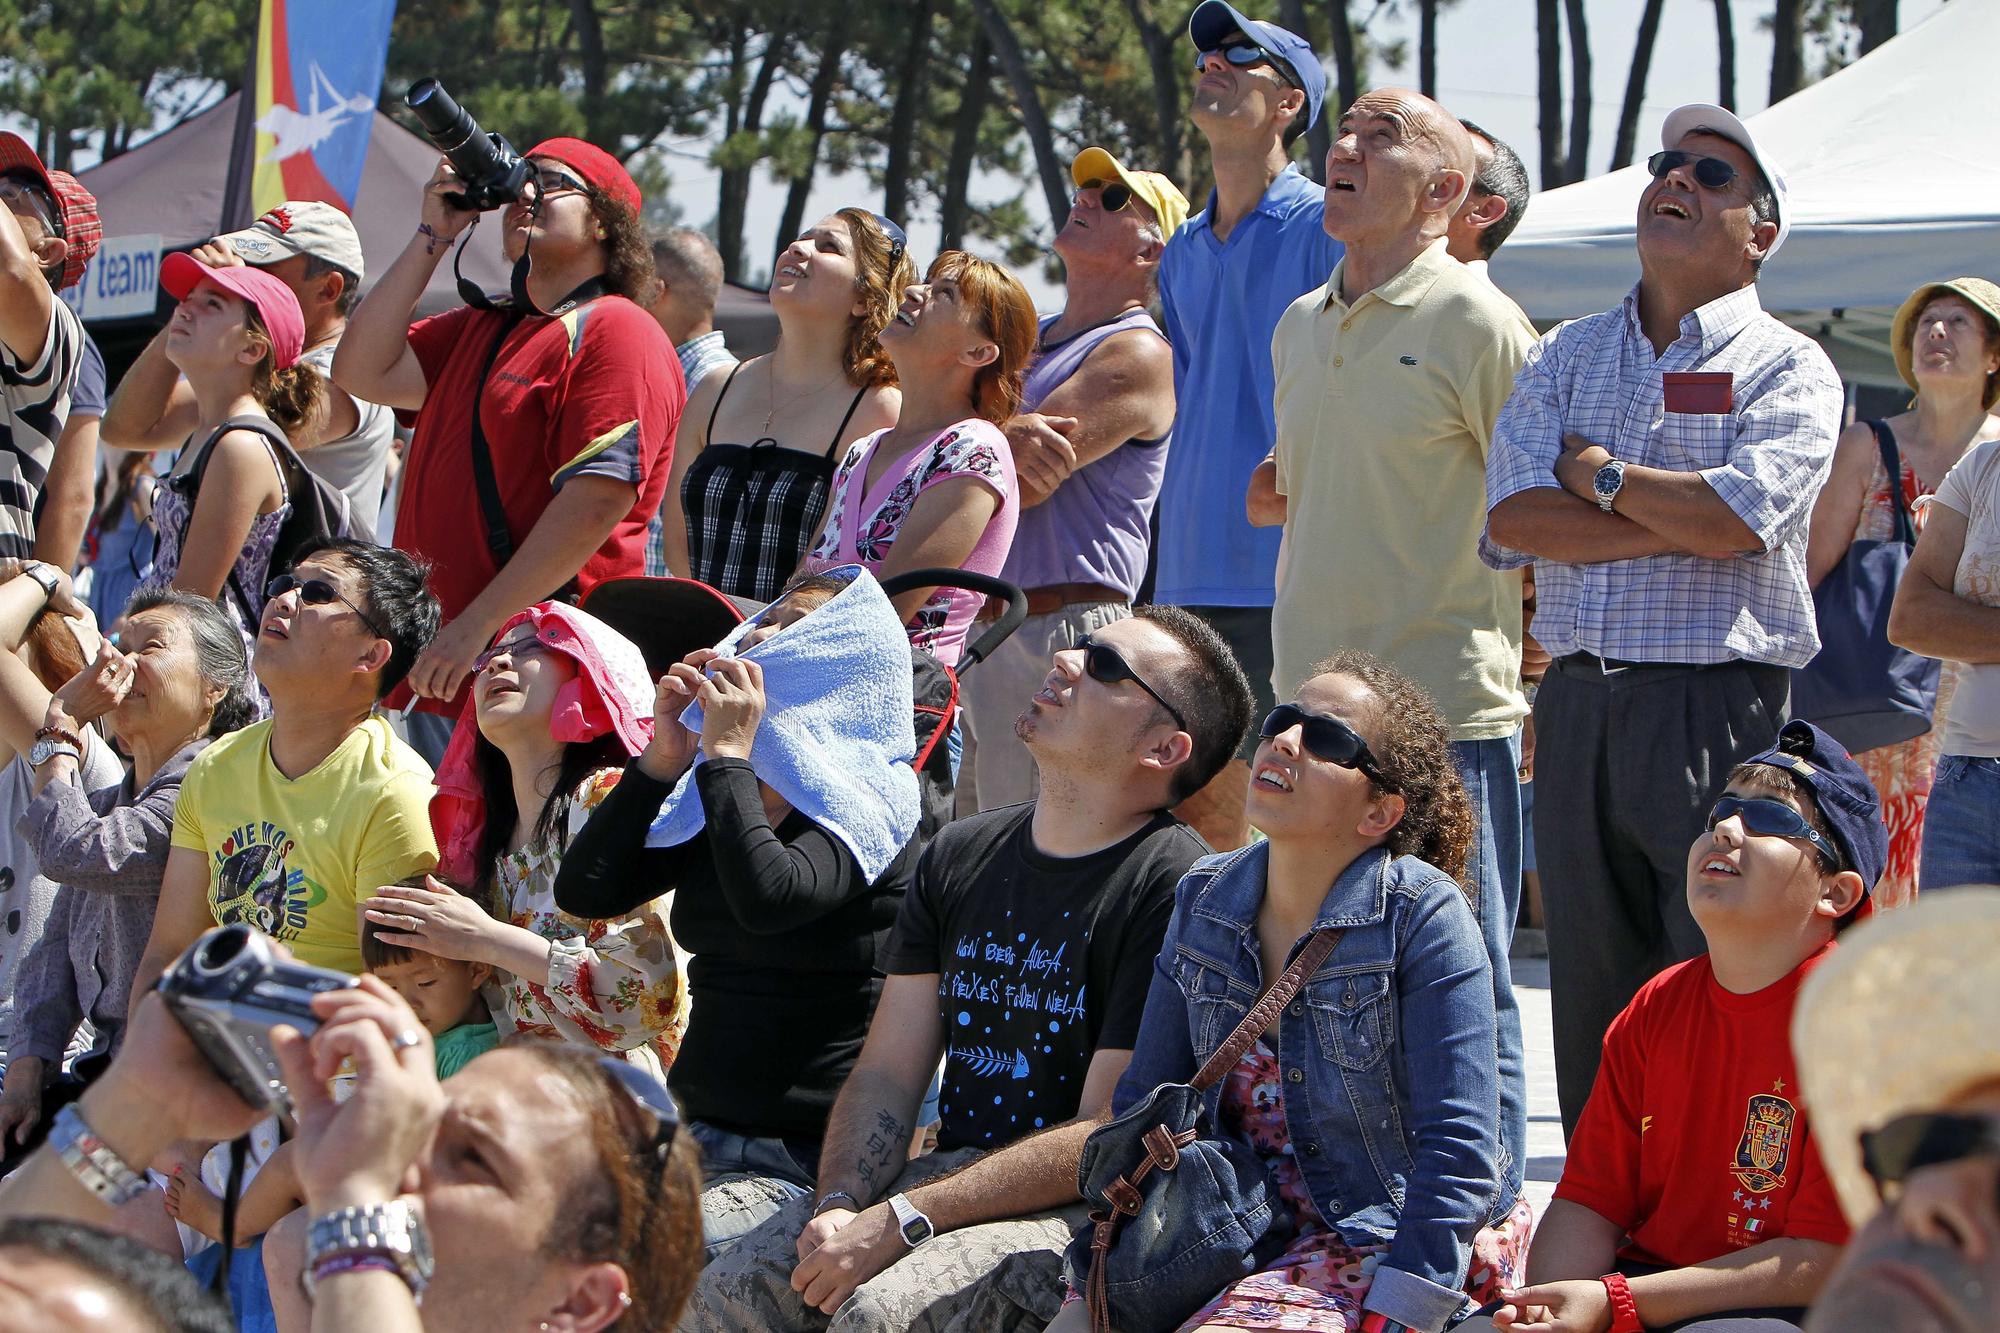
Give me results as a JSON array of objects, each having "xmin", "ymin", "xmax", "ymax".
[
  {"xmin": 688, "ymin": 1120, "xmax": 817, "ymax": 1262},
  {"xmin": 1921, "ymin": 755, "xmax": 2000, "ymax": 889},
  {"xmin": 1451, "ymin": 733, "xmax": 1526, "ymax": 1199}
]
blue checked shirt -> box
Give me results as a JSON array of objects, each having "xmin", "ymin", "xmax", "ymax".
[
  {"xmin": 1481, "ymin": 285, "xmax": 1843, "ymax": 667},
  {"xmin": 646, "ymin": 330, "xmax": 739, "ymax": 577}
]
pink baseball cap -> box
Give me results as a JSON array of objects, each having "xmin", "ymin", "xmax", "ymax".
[{"xmin": 160, "ymin": 252, "xmax": 306, "ymax": 370}]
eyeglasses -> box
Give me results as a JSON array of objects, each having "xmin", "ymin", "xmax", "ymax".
[
  {"xmin": 871, "ymin": 213, "xmax": 908, "ymax": 266},
  {"xmin": 1646, "ymin": 150, "xmax": 1740, "ymax": 192},
  {"xmin": 1076, "ymin": 179, "xmax": 1134, "ymax": 214},
  {"xmin": 263, "ymin": 573, "xmax": 386, "ymax": 640},
  {"xmin": 472, "ymin": 632, "xmax": 555, "ymax": 673},
  {"xmin": 528, "ymin": 166, "xmax": 589, "ymax": 198},
  {"xmin": 1861, "ymin": 1111, "xmax": 2000, "ymax": 1201},
  {"xmin": 1705, "ymin": 795, "xmax": 1843, "ymax": 870},
  {"xmin": 1193, "ymin": 40, "xmax": 1300, "ymax": 90},
  {"xmin": 598, "ymin": 1056, "xmax": 682, "ymax": 1170},
  {"xmin": 0, "ymin": 176, "xmax": 61, "ymax": 237},
  {"xmin": 1260, "ymin": 703, "xmax": 1394, "ymax": 789},
  {"xmin": 1075, "ymin": 633, "xmax": 1187, "ymax": 730}
]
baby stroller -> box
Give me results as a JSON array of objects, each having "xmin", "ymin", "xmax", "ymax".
[{"xmin": 581, "ymin": 567, "xmax": 1026, "ymax": 838}]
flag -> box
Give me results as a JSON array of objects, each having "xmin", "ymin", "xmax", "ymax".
[{"xmin": 247, "ymin": 0, "xmax": 399, "ymax": 217}]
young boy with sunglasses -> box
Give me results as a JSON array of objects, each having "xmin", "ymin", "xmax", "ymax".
[{"xmin": 1475, "ymin": 720, "xmax": 1886, "ymax": 1333}]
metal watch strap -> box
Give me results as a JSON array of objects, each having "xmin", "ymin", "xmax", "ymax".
[
  {"xmin": 49, "ymin": 1104, "xmax": 150, "ymax": 1207},
  {"xmin": 305, "ymin": 1202, "xmax": 434, "ymax": 1302}
]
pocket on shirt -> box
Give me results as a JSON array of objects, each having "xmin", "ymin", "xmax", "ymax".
[
  {"xmin": 1308, "ymin": 970, "xmax": 1395, "ymax": 1071},
  {"xmin": 1658, "ymin": 410, "xmax": 1741, "ymax": 469}
]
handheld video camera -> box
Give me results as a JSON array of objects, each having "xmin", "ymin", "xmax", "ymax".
[
  {"xmin": 158, "ymin": 924, "xmax": 358, "ymax": 1117},
  {"xmin": 406, "ymin": 78, "xmax": 532, "ymax": 212}
]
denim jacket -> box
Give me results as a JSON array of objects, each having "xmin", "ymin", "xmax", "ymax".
[{"xmin": 1112, "ymin": 842, "xmax": 1508, "ymax": 1333}]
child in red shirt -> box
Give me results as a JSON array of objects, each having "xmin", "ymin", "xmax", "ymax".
[{"xmin": 1478, "ymin": 720, "xmax": 1888, "ymax": 1333}]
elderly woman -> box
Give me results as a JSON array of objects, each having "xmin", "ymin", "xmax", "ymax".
[
  {"xmin": 1809, "ymin": 278, "xmax": 2000, "ymax": 903},
  {"xmin": 0, "ymin": 566, "xmax": 253, "ymax": 1154},
  {"xmin": 1053, "ymin": 651, "xmax": 1528, "ymax": 1333},
  {"xmin": 664, "ymin": 209, "xmax": 911, "ymax": 599}
]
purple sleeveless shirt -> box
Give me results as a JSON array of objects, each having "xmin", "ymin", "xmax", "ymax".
[{"xmin": 1002, "ymin": 308, "xmax": 1170, "ymax": 598}]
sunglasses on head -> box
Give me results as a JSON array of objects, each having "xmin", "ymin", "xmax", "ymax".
[
  {"xmin": 263, "ymin": 573, "xmax": 386, "ymax": 640},
  {"xmin": 1075, "ymin": 633, "xmax": 1186, "ymax": 730},
  {"xmin": 1646, "ymin": 150, "xmax": 1740, "ymax": 192},
  {"xmin": 1861, "ymin": 1111, "xmax": 2000, "ymax": 1201},
  {"xmin": 1077, "ymin": 179, "xmax": 1135, "ymax": 214},
  {"xmin": 1260, "ymin": 704, "xmax": 1393, "ymax": 788},
  {"xmin": 871, "ymin": 213, "xmax": 908, "ymax": 266},
  {"xmin": 1705, "ymin": 795, "xmax": 1842, "ymax": 870},
  {"xmin": 598, "ymin": 1055, "xmax": 682, "ymax": 1178}
]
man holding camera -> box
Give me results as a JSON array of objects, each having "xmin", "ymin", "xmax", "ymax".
[{"xmin": 334, "ymin": 135, "xmax": 682, "ymax": 754}]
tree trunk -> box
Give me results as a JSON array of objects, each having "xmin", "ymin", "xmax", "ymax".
[
  {"xmin": 1712, "ymin": 0, "xmax": 1736, "ymax": 110},
  {"xmin": 1324, "ymin": 0, "xmax": 1360, "ymax": 117},
  {"xmin": 967, "ymin": 0, "xmax": 1070, "ymax": 233},
  {"xmin": 1119, "ymin": 0, "xmax": 1186, "ymax": 181},
  {"xmin": 1769, "ymin": 0, "xmax": 1805, "ymax": 103},
  {"xmin": 1279, "ymin": 0, "xmax": 1328, "ymax": 178},
  {"xmin": 566, "ymin": 0, "xmax": 609, "ymax": 141},
  {"xmin": 1535, "ymin": 0, "xmax": 1564, "ymax": 185},
  {"xmin": 882, "ymin": 0, "xmax": 935, "ymax": 223},
  {"xmin": 774, "ymin": 18, "xmax": 853, "ymax": 271},
  {"xmin": 1852, "ymin": 0, "xmax": 1897, "ymax": 56},
  {"xmin": 1418, "ymin": 0, "xmax": 1437, "ymax": 98},
  {"xmin": 939, "ymin": 28, "xmax": 993, "ymax": 251},
  {"xmin": 1609, "ymin": 0, "xmax": 1666, "ymax": 170},
  {"xmin": 717, "ymin": 26, "xmax": 789, "ymax": 283},
  {"xmin": 1562, "ymin": 0, "xmax": 1591, "ymax": 181}
]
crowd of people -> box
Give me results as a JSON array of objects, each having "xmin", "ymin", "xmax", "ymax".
[{"xmin": 0, "ymin": 1, "xmax": 1994, "ymax": 1330}]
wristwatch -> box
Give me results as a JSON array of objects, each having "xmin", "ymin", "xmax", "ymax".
[
  {"xmin": 305, "ymin": 1201, "xmax": 436, "ymax": 1303},
  {"xmin": 1600, "ymin": 1271, "xmax": 1644, "ymax": 1332},
  {"xmin": 814, "ymin": 1189, "xmax": 861, "ymax": 1217},
  {"xmin": 1592, "ymin": 458, "xmax": 1628, "ymax": 512},
  {"xmin": 887, "ymin": 1192, "xmax": 934, "ymax": 1248},
  {"xmin": 19, "ymin": 561, "xmax": 60, "ymax": 599},
  {"xmin": 28, "ymin": 735, "xmax": 82, "ymax": 767}
]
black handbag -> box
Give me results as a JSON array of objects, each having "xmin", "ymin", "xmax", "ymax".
[
  {"xmin": 1063, "ymin": 927, "xmax": 1344, "ymax": 1333},
  {"xmin": 1792, "ymin": 421, "xmax": 1942, "ymax": 754}
]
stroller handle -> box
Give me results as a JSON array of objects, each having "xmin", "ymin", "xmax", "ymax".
[{"xmin": 877, "ymin": 568, "xmax": 1028, "ymax": 669}]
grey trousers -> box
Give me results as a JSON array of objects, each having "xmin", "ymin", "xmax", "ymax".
[
  {"xmin": 1533, "ymin": 655, "xmax": 1788, "ymax": 1136},
  {"xmin": 680, "ymin": 1147, "xmax": 1085, "ymax": 1333}
]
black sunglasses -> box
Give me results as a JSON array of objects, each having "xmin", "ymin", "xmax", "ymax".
[
  {"xmin": 1705, "ymin": 795, "xmax": 1842, "ymax": 871},
  {"xmin": 1077, "ymin": 179, "xmax": 1135, "ymax": 214},
  {"xmin": 1193, "ymin": 39, "xmax": 1301, "ymax": 90},
  {"xmin": 1647, "ymin": 150, "xmax": 1740, "ymax": 192},
  {"xmin": 871, "ymin": 213, "xmax": 908, "ymax": 266},
  {"xmin": 1076, "ymin": 633, "xmax": 1186, "ymax": 730},
  {"xmin": 1861, "ymin": 1112, "xmax": 2000, "ymax": 1201},
  {"xmin": 598, "ymin": 1055, "xmax": 682, "ymax": 1169},
  {"xmin": 1260, "ymin": 703, "xmax": 1394, "ymax": 789},
  {"xmin": 472, "ymin": 631, "xmax": 555, "ymax": 673},
  {"xmin": 263, "ymin": 573, "xmax": 387, "ymax": 640}
]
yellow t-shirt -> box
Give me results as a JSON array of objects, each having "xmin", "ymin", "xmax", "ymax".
[
  {"xmin": 170, "ymin": 714, "xmax": 438, "ymax": 973},
  {"xmin": 1270, "ymin": 238, "xmax": 1535, "ymax": 740}
]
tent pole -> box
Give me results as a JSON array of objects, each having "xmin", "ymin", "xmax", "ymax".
[{"xmin": 218, "ymin": 34, "xmax": 261, "ymax": 233}]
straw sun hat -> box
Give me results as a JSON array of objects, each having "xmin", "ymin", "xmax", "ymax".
[{"xmin": 1890, "ymin": 277, "xmax": 2000, "ymax": 409}]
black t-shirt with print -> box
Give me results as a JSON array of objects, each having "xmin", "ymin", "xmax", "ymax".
[{"xmin": 879, "ymin": 803, "xmax": 1204, "ymax": 1153}]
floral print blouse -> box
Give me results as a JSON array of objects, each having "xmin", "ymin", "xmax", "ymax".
[{"xmin": 490, "ymin": 767, "xmax": 687, "ymax": 1075}]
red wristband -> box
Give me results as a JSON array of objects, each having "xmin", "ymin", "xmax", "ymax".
[{"xmin": 1600, "ymin": 1271, "xmax": 1644, "ymax": 1333}]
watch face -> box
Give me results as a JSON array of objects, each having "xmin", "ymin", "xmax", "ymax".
[{"xmin": 900, "ymin": 1214, "xmax": 932, "ymax": 1246}]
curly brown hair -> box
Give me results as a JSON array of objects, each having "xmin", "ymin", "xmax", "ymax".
[
  {"xmin": 1307, "ymin": 649, "xmax": 1475, "ymax": 883},
  {"xmin": 835, "ymin": 207, "xmax": 915, "ymax": 390},
  {"xmin": 244, "ymin": 305, "xmax": 327, "ymax": 438},
  {"xmin": 588, "ymin": 187, "xmax": 661, "ymax": 305},
  {"xmin": 925, "ymin": 250, "xmax": 1038, "ymax": 424}
]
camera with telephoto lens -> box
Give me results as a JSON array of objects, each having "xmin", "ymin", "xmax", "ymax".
[
  {"xmin": 405, "ymin": 78, "xmax": 532, "ymax": 212},
  {"xmin": 158, "ymin": 925, "xmax": 358, "ymax": 1116}
]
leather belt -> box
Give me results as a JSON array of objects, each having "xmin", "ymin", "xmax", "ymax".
[
  {"xmin": 976, "ymin": 581, "xmax": 1127, "ymax": 622},
  {"xmin": 1557, "ymin": 651, "xmax": 1712, "ymax": 676}
]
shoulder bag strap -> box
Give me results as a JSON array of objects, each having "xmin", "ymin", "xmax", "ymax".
[
  {"xmin": 470, "ymin": 312, "xmax": 528, "ymax": 568},
  {"xmin": 1866, "ymin": 420, "xmax": 1916, "ymax": 547},
  {"xmin": 194, "ymin": 416, "xmax": 299, "ymax": 629},
  {"xmin": 1189, "ymin": 928, "xmax": 1344, "ymax": 1092}
]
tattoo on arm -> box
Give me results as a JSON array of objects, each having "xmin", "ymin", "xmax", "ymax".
[{"xmin": 855, "ymin": 1108, "xmax": 908, "ymax": 1197}]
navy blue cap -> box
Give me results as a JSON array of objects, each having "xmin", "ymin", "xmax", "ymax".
[
  {"xmin": 1187, "ymin": 0, "xmax": 1327, "ymax": 132},
  {"xmin": 1743, "ymin": 720, "xmax": 1889, "ymax": 898}
]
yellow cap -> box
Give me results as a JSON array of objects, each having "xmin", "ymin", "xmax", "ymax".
[{"xmin": 1070, "ymin": 147, "xmax": 1190, "ymax": 239}]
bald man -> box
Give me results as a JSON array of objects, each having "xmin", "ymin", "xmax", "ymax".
[{"xmin": 1253, "ymin": 86, "xmax": 1540, "ymax": 1193}]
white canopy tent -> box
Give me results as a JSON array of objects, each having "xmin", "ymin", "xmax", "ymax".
[{"xmin": 1487, "ymin": 0, "xmax": 2000, "ymax": 387}]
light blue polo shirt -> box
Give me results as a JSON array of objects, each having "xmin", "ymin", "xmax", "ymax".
[{"xmin": 1154, "ymin": 166, "xmax": 1343, "ymax": 606}]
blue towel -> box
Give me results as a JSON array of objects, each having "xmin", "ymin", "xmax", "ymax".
[{"xmin": 646, "ymin": 565, "xmax": 921, "ymax": 882}]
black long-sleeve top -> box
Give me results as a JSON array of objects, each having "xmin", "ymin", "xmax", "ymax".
[{"xmin": 554, "ymin": 756, "xmax": 915, "ymax": 1141}]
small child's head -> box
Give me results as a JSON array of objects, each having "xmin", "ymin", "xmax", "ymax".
[
  {"xmin": 1686, "ymin": 720, "xmax": 1887, "ymax": 947},
  {"xmin": 742, "ymin": 573, "xmax": 846, "ymax": 649},
  {"xmin": 361, "ymin": 917, "xmax": 493, "ymax": 1037}
]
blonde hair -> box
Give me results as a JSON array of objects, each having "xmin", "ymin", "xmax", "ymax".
[
  {"xmin": 835, "ymin": 207, "xmax": 916, "ymax": 390},
  {"xmin": 925, "ymin": 250, "xmax": 1037, "ymax": 424}
]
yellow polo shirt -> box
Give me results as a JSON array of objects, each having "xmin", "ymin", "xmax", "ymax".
[{"xmin": 1270, "ymin": 238, "xmax": 1534, "ymax": 740}]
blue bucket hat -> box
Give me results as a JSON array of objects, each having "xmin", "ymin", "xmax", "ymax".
[
  {"xmin": 1187, "ymin": 0, "xmax": 1327, "ymax": 132},
  {"xmin": 1740, "ymin": 719, "xmax": 1889, "ymax": 902}
]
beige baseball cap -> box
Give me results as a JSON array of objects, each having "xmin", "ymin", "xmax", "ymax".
[{"xmin": 214, "ymin": 201, "xmax": 365, "ymax": 279}]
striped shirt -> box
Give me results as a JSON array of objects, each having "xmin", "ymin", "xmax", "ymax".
[
  {"xmin": 1, "ymin": 299, "xmax": 85, "ymax": 558},
  {"xmin": 1481, "ymin": 284, "xmax": 1843, "ymax": 667},
  {"xmin": 645, "ymin": 330, "xmax": 738, "ymax": 577}
]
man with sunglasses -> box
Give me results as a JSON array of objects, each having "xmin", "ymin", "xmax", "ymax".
[
  {"xmin": 687, "ymin": 609, "xmax": 1253, "ymax": 1333},
  {"xmin": 1472, "ymin": 720, "xmax": 1883, "ymax": 1333},
  {"xmin": 129, "ymin": 539, "xmax": 442, "ymax": 990},
  {"xmin": 1153, "ymin": 0, "xmax": 1340, "ymax": 852},
  {"xmin": 335, "ymin": 139, "xmax": 681, "ymax": 766},
  {"xmin": 961, "ymin": 147, "xmax": 1184, "ymax": 813},
  {"xmin": 0, "ymin": 135, "xmax": 100, "ymax": 568},
  {"xmin": 1793, "ymin": 890, "xmax": 2000, "ymax": 1333},
  {"xmin": 1482, "ymin": 103, "xmax": 1845, "ymax": 1136}
]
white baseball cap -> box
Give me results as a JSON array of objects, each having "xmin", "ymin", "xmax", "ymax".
[
  {"xmin": 214, "ymin": 201, "xmax": 366, "ymax": 280},
  {"xmin": 1659, "ymin": 103, "xmax": 1790, "ymax": 260}
]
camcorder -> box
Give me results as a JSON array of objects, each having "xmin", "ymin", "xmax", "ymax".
[
  {"xmin": 406, "ymin": 78, "xmax": 532, "ymax": 212},
  {"xmin": 158, "ymin": 924, "xmax": 358, "ymax": 1118}
]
